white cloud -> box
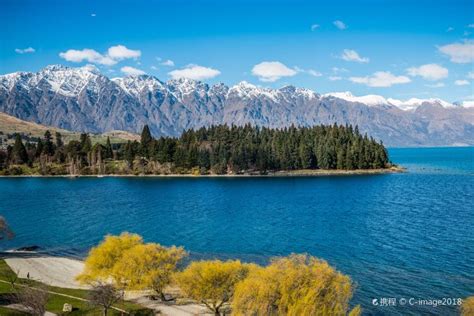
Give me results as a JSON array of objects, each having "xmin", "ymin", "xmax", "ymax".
[
  {"xmin": 150, "ymin": 65, "xmax": 158, "ymax": 70},
  {"xmin": 169, "ymin": 64, "xmax": 221, "ymax": 80},
  {"xmin": 107, "ymin": 45, "xmax": 141, "ymax": 60},
  {"xmin": 446, "ymin": 27, "xmax": 454, "ymax": 32},
  {"xmin": 455, "ymin": 79, "xmax": 470, "ymax": 86},
  {"xmin": 311, "ymin": 24, "xmax": 320, "ymax": 31},
  {"xmin": 294, "ymin": 66, "xmax": 322, "ymax": 77},
  {"xmin": 341, "ymin": 49, "xmax": 369, "ymax": 63},
  {"xmin": 333, "ymin": 20, "xmax": 347, "ymax": 30},
  {"xmin": 329, "ymin": 76, "xmax": 342, "ymax": 81},
  {"xmin": 406, "ymin": 64, "xmax": 448, "ymax": 81},
  {"xmin": 468, "ymin": 72, "xmax": 474, "ymax": 79},
  {"xmin": 349, "ymin": 71, "xmax": 411, "ymax": 87},
  {"xmin": 91, "ymin": 13, "xmax": 96, "ymax": 17},
  {"xmin": 468, "ymin": 24, "xmax": 474, "ymax": 28},
  {"xmin": 332, "ymin": 67, "xmax": 348, "ymax": 73},
  {"xmin": 251, "ymin": 61, "xmax": 297, "ymax": 82},
  {"xmin": 425, "ymin": 82, "xmax": 445, "ymax": 88},
  {"xmin": 121, "ymin": 66, "xmax": 146, "ymax": 76},
  {"xmin": 307, "ymin": 69, "xmax": 322, "ymax": 77},
  {"xmin": 15, "ymin": 47, "xmax": 35, "ymax": 54},
  {"xmin": 160, "ymin": 59, "xmax": 175, "ymax": 67},
  {"xmin": 59, "ymin": 48, "xmax": 116, "ymax": 65},
  {"xmin": 59, "ymin": 45, "xmax": 141, "ymax": 66},
  {"xmin": 438, "ymin": 40, "xmax": 474, "ymax": 63}
]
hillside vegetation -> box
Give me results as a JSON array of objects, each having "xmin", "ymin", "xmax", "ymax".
[{"xmin": 0, "ymin": 112, "xmax": 139, "ymax": 147}]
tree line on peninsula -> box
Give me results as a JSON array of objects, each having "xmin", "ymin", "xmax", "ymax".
[{"xmin": 0, "ymin": 124, "xmax": 390, "ymax": 175}]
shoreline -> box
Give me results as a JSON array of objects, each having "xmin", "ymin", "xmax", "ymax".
[{"xmin": 0, "ymin": 166, "xmax": 405, "ymax": 178}]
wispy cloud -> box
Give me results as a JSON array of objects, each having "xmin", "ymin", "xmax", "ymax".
[
  {"xmin": 329, "ymin": 76, "xmax": 342, "ymax": 81},
  {"xmin": 425, "ymin": 82, "xmax": 445, "ymax": 88},
  {"xmin": 446, "ymin": 26, "xmax": 454, "ymax": 32},
  {"xmin": 307, "ymin": 69, "xmax": 322, "ymax": 77},
  {"xmin": 341, "ymin": 49, "xmax": 369, "ymax": 63},
  {"xmin": 294, "ymin": 66, "xmax": 322, "ymax": 77},
  {"xmin": 406, "ymin": 64, "xmax": 448, "ymax": 81},
  {"xmin": 454, "ymin": 79, "xmax": 470, "ymax": 86},
  {"xmin": 332, "ymin": 67, "xmax": 348, "ymax": 74},
  {"xmin": 252, "ymin": 61, "xmax": 297, "ymax": 82},
  {"xmin": 333, "ymin": 20, "xmax": 347, "ymax": 30},
  {"xmin": 311, "ymin": 24, "xmax": 320, "ymax": 31},
  {"xmin": 438, "ymin": 40, "xmax": 474, "ymax": 63},
  {"xmin": 160, "ymin": 59, "xmax": 175, "ymax": 67},
  {"xmin": 121, "ymin": 66, "xmax": 145, "ymax": 76},
  {"xmin": 15, "ymin": 47, "xmax": 35, "ymax": 54},
  {"xmin": 169, "ymin": 64, "xmax": 220, "ymax": 80},
  {"xmin": 467, "ymin": 72, "xmax": 474, "ymax": 79},
  {"xmin": 349, "ymin": 71, "xmax": 411, "ymax": 87},
  {"xmin": 59, "ymin": 45, "xmax": 141, "ymax": 66}
]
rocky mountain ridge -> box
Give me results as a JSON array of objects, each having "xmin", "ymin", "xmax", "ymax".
[{"xmin": 1, "ymin": 65, "xmax": 473, "ymax": 147}]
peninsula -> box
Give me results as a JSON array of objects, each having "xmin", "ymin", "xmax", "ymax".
[{"xmin": 0, "ymin": 124, "xmax": 395, "ymax": 176}]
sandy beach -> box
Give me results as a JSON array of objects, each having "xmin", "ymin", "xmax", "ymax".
[
  {"xmin": 1, "ymin": 251, "xmax": 211, "ymax": 315},
  {"xmin": 2, "ymin": 251, "xmax": 87, "ymax": 289}
]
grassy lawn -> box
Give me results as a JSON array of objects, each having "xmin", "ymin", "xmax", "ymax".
[
  {"xmin": 0, "ymin": 259, "xmax": 154, "ymax": 315},
  {"xmin": 0, "ymin": 306, "xmax": 27, "ymax": 315}
]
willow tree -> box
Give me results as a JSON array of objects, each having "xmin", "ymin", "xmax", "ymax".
[
  {"xmin": 112, "ymin": 243, "xmax": 187, "ymax": 300},
  {"xmin": 76, "ymin": 232, "xmax": 143, "ymax": 284},
  {"xmin": 232, "ymin": 254, "xmax": 361, "ymax": 316},
  {"xmin": 175, "ymin": 260, "xmax": 255, "ymax": 315},
  {"xmin": 462, "ymin": 297, "xmax": 474, "ymax": 316}
]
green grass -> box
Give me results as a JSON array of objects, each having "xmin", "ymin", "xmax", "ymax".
[
  {"xmin": 0, "ymin": 306, "xmax": 28, "ymax": 315},
  {"xmin": 0, "ymin": 259, "xmax": 154, "ymax": 315}
]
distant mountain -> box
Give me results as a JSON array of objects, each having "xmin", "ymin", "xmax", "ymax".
[{"xmin": 1, "ymin": 65, "xmax": 473, "ymax": 147}]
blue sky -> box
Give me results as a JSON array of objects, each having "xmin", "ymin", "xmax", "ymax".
[{"xmin": 1, "ymin": 0, "xmax": 473, "ymax": 101}]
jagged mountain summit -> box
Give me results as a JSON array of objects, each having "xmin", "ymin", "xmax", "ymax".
[{"xmin": 1, "ymin": 65, "xmax": 473, "ymax": 147}]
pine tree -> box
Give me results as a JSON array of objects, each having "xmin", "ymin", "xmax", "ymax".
[
  {"xmin": 55, "ymin": 132, "xmax": 63, "ymax": 148},
  {"xmin": 105, "ymin": 137, "xmax": 113, "ymax": 159},
  {"xmin": 80, "ymin": 133, "xmax": 92, "ymax": 153},
  {"xmin": 11, "ymin": 134, "xmax": 28, "ymax": 164},
  {"xmin": 140, "ymin": 125, "xmax": 153, "ymax": 158},
  {"xmin": 43, "ymin": 130, "xmax": 54, "ymax": 155}
]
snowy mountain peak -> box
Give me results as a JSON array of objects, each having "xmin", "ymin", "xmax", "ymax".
[
  {"xmin": 41, "ymin": 64, "xmax": 70, "ymax": 72},
  {"xmin": 461, "ymin": 101, "xmax": 474, "ymax": 108},
  {"xmin": 323, "ymin": 92, "xmax": 389, "ymax": 107},
  {"xmin": 388, "ymin": 98, "xmax": 455, "ymax": 111},
  {"xmin": 1, "ymin": 64, "xmax": 473, "ymax": 147},
  {"xmin": 113, "ymin": 75, "xmax": 165, "ymax": 97},
  {"xmin": 228, "ymin": 81, "xmax": 283, "ymax": 101}
]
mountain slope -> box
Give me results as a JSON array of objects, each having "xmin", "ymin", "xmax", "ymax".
[
  {"xmin": 0, "ymin": 112, "xmax": 139, "ymax": 145},
  {"xmin": 1, "ymin": 65, "xmax": 473, "ymax": 147}
]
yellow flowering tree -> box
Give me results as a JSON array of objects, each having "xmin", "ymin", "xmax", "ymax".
[
  {"xmin": 112, "ymin": 243, "xmax": 187, "ymax": 300},
  {"xmin": 461, "ymin": 296, "xmax": 474, "ymax": 316},
  {"xmin": 232, "ymin": 254, "xmax": 361, "ymax": 316},
  {"xmin": 77, "ymin": 232, "xmax": 143, "ymax": 284},
  {"xmin": 175, "ymin": 260, "xmax": 254, "ymax": 315}
]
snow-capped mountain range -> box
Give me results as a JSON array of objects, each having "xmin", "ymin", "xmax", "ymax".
[{"xmin": 1, "ymin": 65, "xmax": 473, "ymax": 146}]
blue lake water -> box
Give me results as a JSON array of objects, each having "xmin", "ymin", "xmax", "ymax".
[{"xmin": 0, "ymin": 147, "xmax": 473, "ymax": 315}]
